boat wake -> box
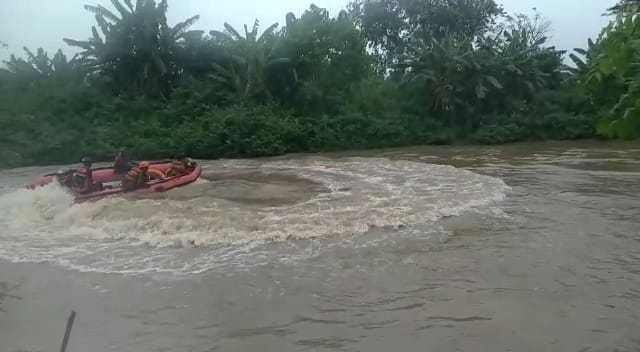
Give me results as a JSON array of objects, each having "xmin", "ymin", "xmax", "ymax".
[{"xmin": 0, "ymin": 157, "xmax": 509, "ymax": 275}]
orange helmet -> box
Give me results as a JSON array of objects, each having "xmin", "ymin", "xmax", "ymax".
[{"xmin": 139, "ymin": 161, "xmax": 151, "ymax": 170}]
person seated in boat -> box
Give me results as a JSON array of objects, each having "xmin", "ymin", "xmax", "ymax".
[
  {"xmin": 183, "ymin": 157, "xmax": 196, "ymax": 171},
  {"xmin": 55, "ymin": 169, "xmax": 74, "ymax": 188},
  {"xmin": 122, "ymin": 161, "xmax": 151, "ymax": 191},
  {"xmin": 72, "ymin": 157, "xmax": 97, "ymax": 194},
  {"xmin": 166, "ymin": 160, "xmax": 185, "ymax": 178},
  {"xmin": 165, "ymin": 157, "xmax": 196, "ymax": 177},
  {"xmin": 113, "ymin": 150, "xmax": 131, "ymax": 175},
  {"xmin": 166, "ymin": 158, "xmax": 189, "ymax": 177}
]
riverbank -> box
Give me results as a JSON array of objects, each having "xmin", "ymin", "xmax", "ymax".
[{"xmin": 0, "ymin": 104, "xmax": 597, "ymax": 170}]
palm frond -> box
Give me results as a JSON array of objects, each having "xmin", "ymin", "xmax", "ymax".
[
  {"xmin": 63, "ymin": 38, "xmax": 94, "ymax": 52},
  {"xmin": 91, "ymin": 26, "xmax": 104, "ymax": 45},
  {"xmin": 110, "ymin": 0, "xmax": 131, "ymax": 17},
  {"xmin": 23, "ymin": 47, "xmax": 37, "ymax": 63},
  {"xmin": 533, "ymin": 36, "xmax": 548, "ymax": 46},
  {"xmin": 157, "ymin": 0, "xmax": 168, "ymax": 17},
  {"xmin": 267, "ymin": 57, "xmax": 290, "ymax": 67},
  {"xmin": 285, "ymin": 13, "xmax": 297, "ymax": 28},
  {"xmin": 244, "ymin": 24, "xmax": 251, "ymax": 41},
  {"xmin": 485, "ymin": 75, "xmax": 503, "ymax": 89},
  {"xmin": 574, "ymin": 48, "xmax": 588, "ymax": 56},
  {"xmin": 172, "ymin": 15, "xmax": 200, "ymax": 39},
  {"xmin": 210, "ymin": 30, "xmax": 232, "ymax": 41},
  {"xmin": 224, "ymin": 23, "xmax": 243, "ymax": 41},
  {"xmin": 123, "ymin": 0, "xmax": 134, "ymax": 12},
  {"xmin": 52, "ymin": 49, "xmax": 70, "ymax": 72},
  {"xmin": 181, "ymin": 30, "xmax": 204, "ymax": 42},
  {"xmin": 95, "ymin": 14, "xmax": 111, "ymax": 36},
  {"xmin": 250, "ymin": 19, "xmax": 260, "ymax": 41},
  {"xmin": 569, "ymin": 53, "xmax": 587, "ymax": 71},
  {"xmin": 259, "ymin": 23, "xmax": 279, "ymax": 42},
  {"xmin": 84, "ymin": 5, "xmax": 120, "ymax": 22}
]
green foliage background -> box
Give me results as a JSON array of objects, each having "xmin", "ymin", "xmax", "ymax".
[{"xmin": 0, "ymin": 0, "xmax": 636, "ymax": 168}]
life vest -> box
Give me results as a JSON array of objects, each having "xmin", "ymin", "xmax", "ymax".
[
  {"xmin": 147, "ymin": 167, "xmax": 166, "ymax": 180},
  {"xmin": 124, "ymin": 167, "xmax": 143, "ymax": 182},
  {"xmin": 123, "ymin": 167, "xmax": 147, "ymax": 189}
]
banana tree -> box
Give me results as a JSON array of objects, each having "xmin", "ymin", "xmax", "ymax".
[
  {"xmin": 586, "ymin": 15, "xmax": 640, "ymax": 138},
  {"xmin": 493, "ymin": 15, "xmax": 564, "ymax": 99},
  {"xmin": 272, "ymin": 5, "xmax": 371, "ymax": 114},
  {"xmin": 402, "ymin": 11, "xmax": 563, "ymax": 129},
  {"xmin": 64, "ymin": 0, "xmax": 200, "ymax": 98},
  {"xmin": 402, "ymin": 37, "xmax": 505, "ymax": 128},
  {"xmin": 3, "ymin": 48, "xmax": 83, "ymax": 82},
  {"xmin": 567, "ymin": 39, "xmax": 597, "ymax": 77},
  {"xmin": 209, "ymin": 20, "xmax": 291, "ymax": 103},
  {"xmin": 609, "ymin": 0, "xmax": 640, "ymax": 16}
]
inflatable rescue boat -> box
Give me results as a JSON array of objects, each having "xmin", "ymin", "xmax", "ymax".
[{"xmin": 27, "ymin": 160, "xmax": 202, "ymax": 202}]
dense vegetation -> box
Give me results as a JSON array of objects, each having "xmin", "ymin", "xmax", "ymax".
[{"xmin": 0, "ymin": 0, "xmax": 638, "ymax": 168}]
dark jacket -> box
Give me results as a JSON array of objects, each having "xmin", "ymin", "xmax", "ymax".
[
  {"xmin": 72, "ymin": 166, "xmax": 93, "ymax": 194},
  {"xmin": 114, "ymin": 154, "xmax": 131, "ymax": 174}
]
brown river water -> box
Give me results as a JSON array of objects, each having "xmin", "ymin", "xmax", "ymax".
[{"xmin": 1, "ymin": 140, "xmax": 639, "ymax": 351}]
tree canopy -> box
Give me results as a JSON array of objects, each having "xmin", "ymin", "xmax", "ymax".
[{"xmin": 0, "ymin": 0, "xmax": 635, "ymax": 168}]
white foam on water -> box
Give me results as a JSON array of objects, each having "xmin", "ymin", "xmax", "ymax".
[{"xmin": 0, "ymin": 157, "xmax": 510, "ymax": 275}]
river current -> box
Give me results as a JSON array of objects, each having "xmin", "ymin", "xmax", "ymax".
[{"xmin": 1, "ymin": 141, "xmax": 639, "ymax": 351}]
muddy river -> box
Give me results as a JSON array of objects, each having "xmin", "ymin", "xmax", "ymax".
[{"xmin": 1, "ymin": 141, "xmax": 639, "ymax": 351}]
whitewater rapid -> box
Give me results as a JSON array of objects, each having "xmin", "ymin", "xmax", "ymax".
[{"xmin": 0, "ymin": 157, "xmax": 509, "ymax": 275}]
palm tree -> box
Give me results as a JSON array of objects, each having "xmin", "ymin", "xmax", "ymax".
[
  {"xmin": 609, "ymin": 0, "xmax": 640, "ymax": 16},
  {"xmin": 209, "ymin": 20, "xmax": 291, "ymax": 102},
  {"xmin": 402, "ymin": 12, "xmax": 562, "ymax": 129},
  {"xmin": 402, "ymin": 37, "xmax": 505, "ymax": 128},
  {"xmin": 567, "ymin": 39, "xmax": 597, "ymax": 78},
  {"xmin": 63, "ymin": 0, "xmax": 200, "ymax": 98},
  {"xmin": 3, "ymin": 48, "xmax": 82, "ymax": 81}
]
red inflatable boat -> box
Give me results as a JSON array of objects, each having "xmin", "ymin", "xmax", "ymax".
[{"xmin": 28, "ymin": 160, "xmax": 202, "ymax": 202}]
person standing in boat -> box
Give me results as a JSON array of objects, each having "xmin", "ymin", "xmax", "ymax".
[
  {"xmin": 122, "ymin": 161, "xmax": 151, "ymax": 191},
  {"xmin": 113, "ymin": 150, "xmax": 131, "ymax": 175},
  {"xmin": 72, "ymin": 157, "xmax": 95, "ymax": 194}
]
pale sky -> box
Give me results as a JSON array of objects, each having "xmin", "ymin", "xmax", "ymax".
[{"xmin": 0, "ymin": 0, "xmax": 618, "ymax": 63}]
